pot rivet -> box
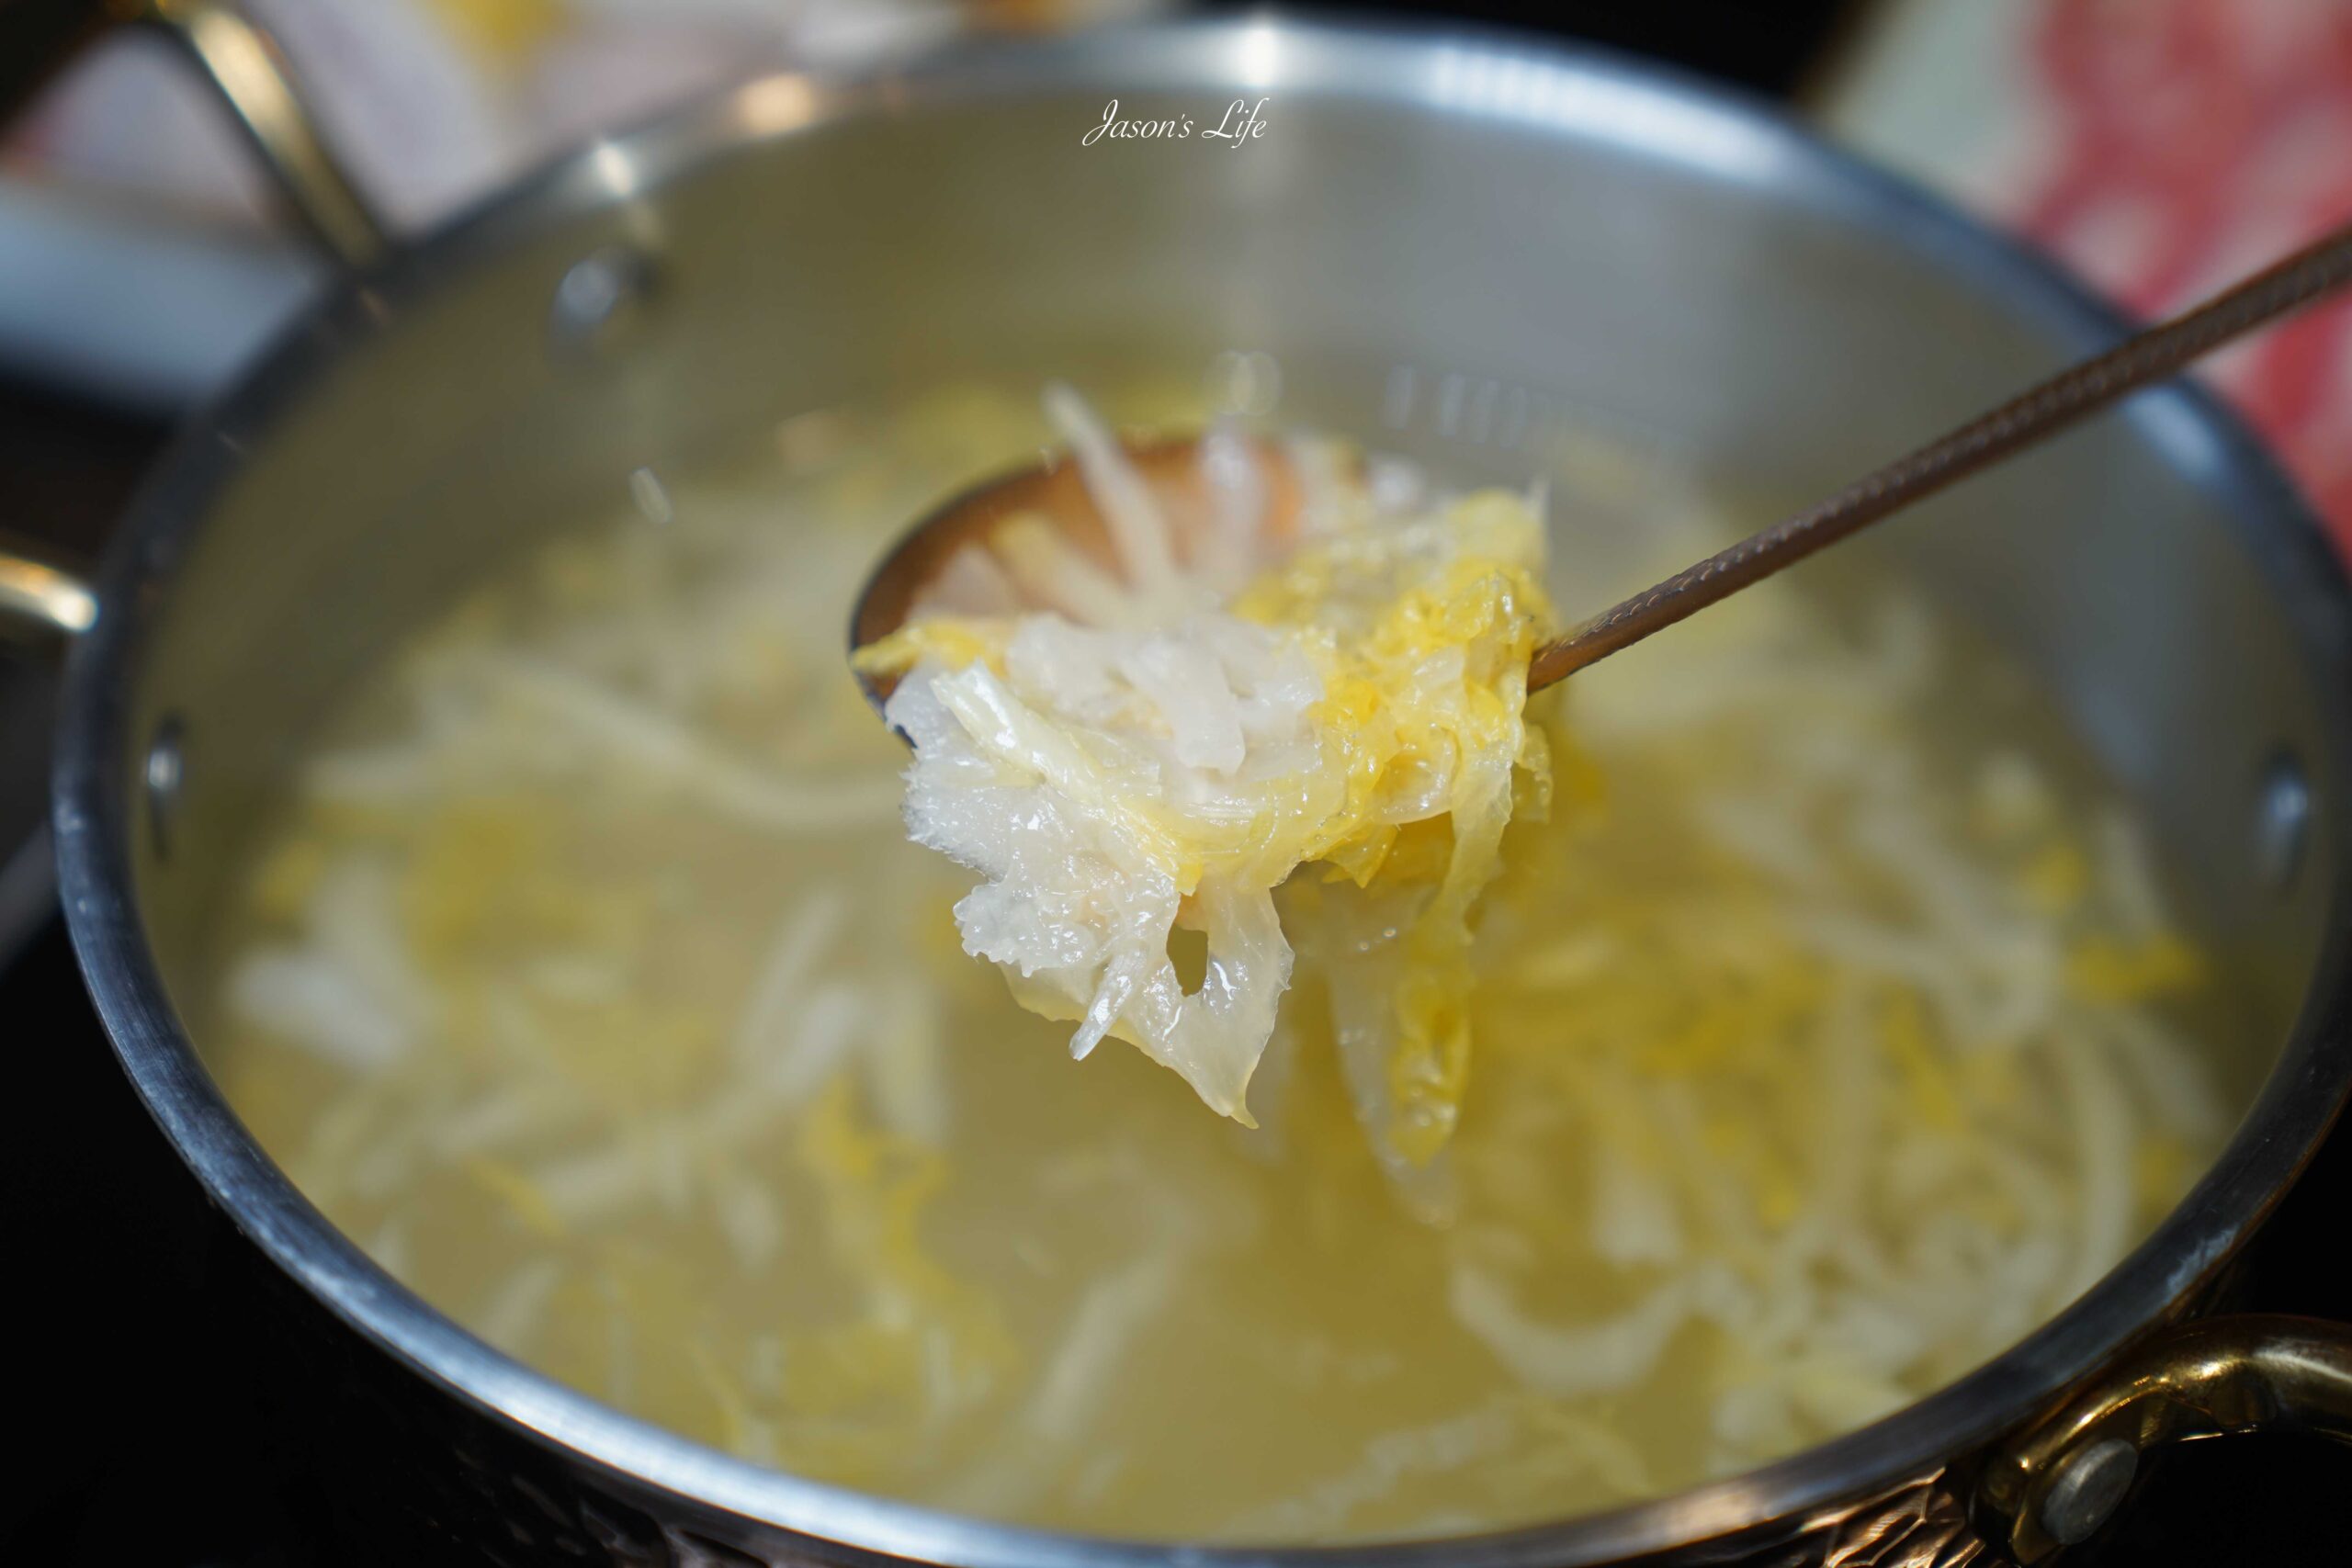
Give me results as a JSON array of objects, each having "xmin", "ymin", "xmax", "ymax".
[
  {"xmin": 144, "ymin": 712, "xmax": 187, "ymax": 863},
  {"xmin": 2040, "ymin": 1436, "xmax": 2136, "ymax": 1546},
  {"xmin": 2256, "ymin": 751, "xmax": 2311, "ymax": 894},
  {"xmin": 550, "ymin": 246, "xmax": 657, "ymax": 356}
]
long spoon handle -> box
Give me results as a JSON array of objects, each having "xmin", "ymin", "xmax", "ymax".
[{"xmin": 1529, "ymin": 218, "xmax": 2352, "ymax": 692}]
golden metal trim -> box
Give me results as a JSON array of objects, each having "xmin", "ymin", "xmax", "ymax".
[{"xmin": 1979, "ymin": 1314, "xmax": 2352, "ymax": 1562}]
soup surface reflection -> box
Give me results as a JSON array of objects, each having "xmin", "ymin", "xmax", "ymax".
[{"xmin": 200, "ymin": 382, "xmax": 2228, "ymax": 1540}]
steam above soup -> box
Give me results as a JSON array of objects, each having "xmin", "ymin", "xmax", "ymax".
[{"xmin": 201, "ymin": 378, "xmax": 2224, "ymax": 1541}]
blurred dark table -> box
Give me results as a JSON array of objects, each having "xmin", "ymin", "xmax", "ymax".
[{"xmin": 2, "ymin": 380, "xmax": 344, "ymax": 1562}]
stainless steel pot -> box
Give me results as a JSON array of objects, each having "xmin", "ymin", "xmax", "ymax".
[{"xmin": 7, "ymin": 9, "xmax": 2352, "ymax": 1565}]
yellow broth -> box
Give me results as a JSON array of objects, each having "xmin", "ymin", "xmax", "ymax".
[{"xmin": 197, "ymin": 383, "xmax": 2227, "ymax": 1540}]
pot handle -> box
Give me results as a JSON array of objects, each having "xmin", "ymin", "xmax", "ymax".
[
  {"xmin": 1976, "ymin": 1313, "xmax": 2352, "ymax": 1561},
  {"xmin": 0, "ymin": 536, "xmax": 98, "ymax": 641},
  {"xmin": 2, "ymin": 0, "xmax": 388, "ymax": 268},
  {"xmin": 1, "ymin": 0, "xmax": 388, "ymax": 640}
]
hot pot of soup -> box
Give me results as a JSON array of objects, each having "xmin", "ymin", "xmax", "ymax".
[{"xmin": 7, "ymin": 11, "xmax": 2352, "ymax": 1566}]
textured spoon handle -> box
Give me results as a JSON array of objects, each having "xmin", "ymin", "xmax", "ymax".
[{"xmin": 1529, "ymin": 218, "xmax": 2352, "ymax": 692}]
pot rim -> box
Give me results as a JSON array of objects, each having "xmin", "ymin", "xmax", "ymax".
[{"xmin": 50, "ymin": 15, "xmax": 2352, "ymax": 1565}]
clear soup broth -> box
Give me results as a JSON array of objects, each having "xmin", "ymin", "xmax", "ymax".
[{"xmin": 198, "ymin": 378, "xmax": 2231, "ymax": 1541}]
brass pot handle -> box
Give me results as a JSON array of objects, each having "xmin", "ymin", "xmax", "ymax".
[
  {"xmin": 1978, "ymin": 1314, "xmax": 2352, "ymax": 1561},
  {"xmin": 3, "ymin": 0, "xmax": 388, "ymax": 268}
]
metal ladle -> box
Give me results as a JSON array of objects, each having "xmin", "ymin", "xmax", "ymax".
[{"xmin": 854, "ymin": 219, "xmax": 2352, "ymax": 713}]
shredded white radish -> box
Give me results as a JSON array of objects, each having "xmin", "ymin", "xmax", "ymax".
[{"xmin": 1043, "ymin": 380, "xmax": 1182, "ymax": 600}]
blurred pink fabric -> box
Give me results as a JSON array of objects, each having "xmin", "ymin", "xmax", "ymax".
[{"xmin": 2009, "ymin": 0, "xmax": 2352, "ymax": 545}]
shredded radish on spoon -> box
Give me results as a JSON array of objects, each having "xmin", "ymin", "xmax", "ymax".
[{"xmin": 856, "ymin": 387, "xmax": 1554, "ymax": 1168}]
